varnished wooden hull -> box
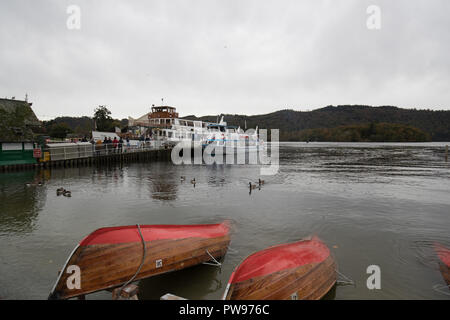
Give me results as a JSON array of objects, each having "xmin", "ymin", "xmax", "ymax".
[
  {"xmin": 49, "ymin": 222, "xmax": 230, "ymax": 299},
  {"xmin": 439, "ymin": 263, "xmax": 450, "ymax": 286},
  {"xmin": 223, "ymin": 236, "xmax": 336, "ymax": 300}
]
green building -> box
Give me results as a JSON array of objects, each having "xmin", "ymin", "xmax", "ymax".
[{"xmin": 0, "ymin": 98, "xmax": 41, "ymax": 166}]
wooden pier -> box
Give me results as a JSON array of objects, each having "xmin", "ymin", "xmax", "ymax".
[{"xmin": 0, "ymin": 147, "xmax": 172, "ymax": 172}]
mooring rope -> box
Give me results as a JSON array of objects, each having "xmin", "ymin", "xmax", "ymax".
[
  {"xmin": 120, "ymin": 224, "xmax": 147, "ymax": 293},
  {"xmin": 432, "ymin": 284, "xmax": 450, "ymax": 296},
  {"xmin": 202, "ymin": 249, "xmax": 222, "ymax": 267},
  {"xmin": 227, "ymin": 247, "xmax": 238, "ymax": 254},
  {"xmin": 336, "ymin": 269, "xmax": 355, "ymax": 286}
]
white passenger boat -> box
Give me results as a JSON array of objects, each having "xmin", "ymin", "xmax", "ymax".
[
  {"xmin": 203, "ymin": 122, "xmax": 264, "ymax": 153},
  {"xmin": 128, "ymin": 105, "xmax": 265, "ymax": 153}
]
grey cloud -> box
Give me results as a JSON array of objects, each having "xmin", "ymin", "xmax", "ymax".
[{"xmin": 0, "ymin": 0, "xmax": 448, "ymax": 120}]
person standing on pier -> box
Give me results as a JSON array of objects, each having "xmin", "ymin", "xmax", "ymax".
[
  {"xmin": 113, "ymin": 137, "xmax": 118, "ymax": 153},
  {"xmin": 96, "ymin": 139, "xmax": 102, "ymax": 155},
  {"xmin": 119, "ymin": 138, "xmax": 123, "ymax": 153},
  {"xmin": 103, "ymin": 137, "xmax": 108, "ymax": 154}
]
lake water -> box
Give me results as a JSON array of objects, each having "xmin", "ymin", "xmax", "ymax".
[{"xmin": 1, "ymin": 142, "xmax": 449, "ymax": 300}]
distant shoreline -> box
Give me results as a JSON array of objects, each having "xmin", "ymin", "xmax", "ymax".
[{"xmin": 275, "ymin": 141, "xmax": 450, "ymax": 146}]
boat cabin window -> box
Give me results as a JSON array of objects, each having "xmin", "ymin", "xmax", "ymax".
[
  {"xmin": 1, "ymin": 143, "xmax": 23, "ymax": 151},
  {"xmin": 209, "ymin": 125, "xmax": 225, "ymax": 132},
  {"xmin": 152, "ymin": 107, "xmax": 174, "ymax": 113}
]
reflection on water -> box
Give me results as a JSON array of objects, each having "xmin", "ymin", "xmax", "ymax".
[
  {"xmin": 139, "ymin": 263, "xmax": 224, "ymax": 300},
  {"xmin": 0, "ymin": 171, "xmax": 45, "ymax": 234},
  {"xmin": 0, "ymin": 142, "xmax": 449, "ymax": 300}
]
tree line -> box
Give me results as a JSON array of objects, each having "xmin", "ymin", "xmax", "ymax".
[
  {"xmin": 186, "ymin": 105, "xmax": 450, "ymax": 141},
  {"xmin": 281, "ymin": 123, "xmax": 431, "ymax": 142}
]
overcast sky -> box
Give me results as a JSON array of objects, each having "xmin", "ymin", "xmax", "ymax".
[{"xmin": 0, "ymin": 0, "xmax": 449, "ymax": 120}]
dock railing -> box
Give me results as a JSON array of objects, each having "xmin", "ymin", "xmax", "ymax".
[{"xmin": 42, "ymin": 141, "xmax": 166, "ymax": 162}]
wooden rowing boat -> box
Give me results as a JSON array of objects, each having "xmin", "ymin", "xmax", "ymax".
[
  {"xmin": 49, "ymin": 221, "xmax": 231, "ymax": 299},
  {"xmin": 434, "ymin": 242, "xmax": 450, "ymax": 286},
  {"xmin": 223, "ymin": 236, "xmax": 336, "ymax": 300}
]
